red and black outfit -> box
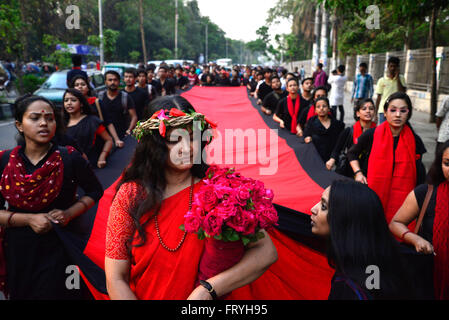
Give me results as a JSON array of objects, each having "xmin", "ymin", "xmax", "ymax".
[
  {"xmin": 413, "ymin": 181, "xmax": 449, "ymax": 299},
  {"xmin": 0, "ymin": 144, "xmax": 103, "ymax": 299},
  {"xmin": 275, "ymin": 95, "xmax": 309, "ymax": 134},
  {"xmin": 347, "ymin": 122, "xmax": 427, "ymax": 223}
]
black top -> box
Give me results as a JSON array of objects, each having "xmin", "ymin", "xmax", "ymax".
[
  {"xmin": 249, "ymin": 78, "xmax": 258, "ymax": 92},
  {"xmin": 0, "ymin": 144, "xmax": 103, "ymax": 299},
  {"xmin": 304, "ymin": 115, "xmax": 345, "ymax": 162},
  {"xmin": 125, "ymin": 87, "xmax": 149, "ymax": 121},
  {"xmin": 66, "ymin": 68, "xmax": 88, "ymax": 85},
  {"xmin": 263, "ymin": 90, "xmax": 287, "ymax": 113},
  {"xmin": 297, "ymin": 99, "xmax": 315, "ymax": 129},
  {"xmin": 414, "ymin": 183, "xmax": 439, "ymax": 243},
  {"xmin": 330, "ymin": 126, "xmax": 354, "ymax": 160},
  {"xmin": 230, "ymin": 78, "xmax": 241, "ymax": 87},
  {"xmin": 275, "ymin": 95, "xmax": 313, "ymax": 133},
  {"xmin": 174, "ymin": 75, "xmax": 189, "ymax": 89},
  {"xmin": 89, "ymin": 98, "xmax": 112, "ymax": 126},
  {"xmin": 154, "ymin": 78, "xmax": 176, "ymax": 96},
  {"xmin": 66, "ymin": 115, "xmax": 104, "ymax": 164},
  {"xmin": 216, "ymin": 77, "xmax": 231, "ymax": 86},
  {"xmin": 257, "ymin": 81, "xmax": 273, "ymax": 101},
  {"xmin": 347, "ymin": 127, "xmax": 427, "ymax": 184},
  {"xmin": 101, "ymin": 91, "xmax": 136, "ymax": 139}
]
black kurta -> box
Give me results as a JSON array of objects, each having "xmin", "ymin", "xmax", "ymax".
[
  {"xmin": 303, "ymin": 115, "xmax": 345, "ymax": 163},
  {"xmin": 275, "ymin": 95, "xmax": 310, "ymax": 133},
  {"xmin": 0, "ymin": 144, "xmax": 103, "ymax": 300}
]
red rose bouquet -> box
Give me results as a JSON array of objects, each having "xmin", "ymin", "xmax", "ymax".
[{"xmin": 180, "ymin": 165, "xmax": 278, "ymax": 287}]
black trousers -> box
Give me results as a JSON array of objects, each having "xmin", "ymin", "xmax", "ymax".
[{"xmin": 331, "ymin": 105, "xmax": 345, "ymax": 122}]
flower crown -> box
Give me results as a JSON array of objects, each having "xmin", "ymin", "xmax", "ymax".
[{"xmin": 132, "ymin": 108, "xmax": 217, "ymax": 141}]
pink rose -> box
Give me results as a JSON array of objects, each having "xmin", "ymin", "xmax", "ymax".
[
  {"xmin": 226, "ymin": 208, "xmax": 257, "ymax": 235},
  {"xmin": 257, "ymin": 205, "xmax": 278, "ymax": 229},
  {"xmin": 214, "ymin": 184, "xmax": 233, "ymax": 199},
  {"xmin": 264, "ymin": 188, "xmax": 274, "ymax": 201},
  {"xmin": 196, "ymin": 185, "xmax": 218, "ymax": 212},
  {"xmin": 203, "ymin": 210, "xmax": 224, "ymax": 237},
  {"xmin": 184, "ymin": 211, "xmax": 203, "ymax": 233},
  {"xmin": 235, "ymin": 186, "xmax": 251, "ymax": 206},
  {"xmin": 215, "ymin": 200, "xmax": 237, "ymax": 220}
]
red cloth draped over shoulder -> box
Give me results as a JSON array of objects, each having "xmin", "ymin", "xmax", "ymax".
[
  {"xmin": 287, "ymin": 96, "xmax": 300, "ymax": 134},
  {"xmin": 352, "ymin": 121, "xmax": 377, "ymax": 145},
  {"xmin": 433, "ymin": 181, "xmax": 449, "ymax": 300},
  {"xmin": 367, "ymin": 122, "xmax": 417, "ymax": 224}
]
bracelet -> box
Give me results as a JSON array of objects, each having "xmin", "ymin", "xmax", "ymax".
[
  {"xmin": 7, "ymin": 212, "xmax": 16, "ymax": 227},
  {"xmin": 354, "ymin": 170, "xmax": 363, "ymax": 176},
  {"xmin": 199, "ymin": 280, "xmax": 218, "ymax": 300},
  {"xmin": 401, "ymin": 230, "xmax": 412, "ymax": 240}
]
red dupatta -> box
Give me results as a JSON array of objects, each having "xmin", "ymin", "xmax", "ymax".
[
  {"xmin": 433, "ymin": 180, "xmax": 449, "ymax": 300},
  {"xmin": 353, "ymin": 121, "xmax": 377, "ymax": 145},
  {"xmin": 367, "ymin": 122, "xmax": 417, "ymax": 224},
  {"xmin": 0, "ymin": 146, "xmax": 65, "ymax": 211},
  {"xmin": 287, "ymin": 95, "xmax": 300, "ymax": 134}
]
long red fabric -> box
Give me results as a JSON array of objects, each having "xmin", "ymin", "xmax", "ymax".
[
  {"xmin": 287, "ymin": 95, "xmax": 300, "ymax": 134},
  {"xmin": 352, "ymin": 121, "xmax": 377, "ymax": 145},
  {"xmin": 83, "ymin": 86, "xmax": 333, "ymax": 299},
  {"xmin": 433, "ymin": 180, "xmax": 449, "ymax": 300},
  {"xmin": 367, "ymin": 122, "xmax": 417, "ymax": 224}
]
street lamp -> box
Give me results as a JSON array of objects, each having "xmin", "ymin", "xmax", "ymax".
[
  {"xmin": 98, "ymin": 0, "xmax": 104, "ymax": 67},
  {"xmin": 195, "ymin": 21, "xmax": 208, "ymax": 64}
]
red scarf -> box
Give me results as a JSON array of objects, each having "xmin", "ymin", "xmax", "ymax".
[
  {"xmin": 87, "ymin": 97, "xmax": 97, "ymax": 105},
  {"xmin": 306, "ymin": 105, "xmax": 315, "ymax": 121},
  {"xmin": 367, "ymin": 122, "xmax": 417, "ymax": 224},
  {"xmin": 0, "ymin": 146, "xmax": 64, "ymax": 211},
  {"xmin": 287, "ymin": 95, "xmax": 300, "ymax": 134},
  {"xmin": 353, "ymin": 121, "xmax": 377, "ymax": 145},
  {"xmin": 433, "ymin": 180, "xmax": 449, "ymax": 299}
]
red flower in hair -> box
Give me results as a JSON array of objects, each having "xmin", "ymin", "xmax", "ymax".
[
  {"xmin": 204, "ymin": 116, "xmax": 217, "ymax": 129},
  {"xmin": 169, "ymin": 108, "xmax": 186, "ymax": 117},
  {"xmin": 159, "ymin": 120, "xmax": 166, "ymax": 137}
]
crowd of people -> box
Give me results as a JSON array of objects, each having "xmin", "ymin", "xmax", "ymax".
[{"xmin": 0, "ymin": 52, "xmax": 448, "ymax": 301}]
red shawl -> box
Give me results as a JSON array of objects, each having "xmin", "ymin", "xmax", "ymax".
[
  {"xmin": 0, "ymin": 146, "xmax": 65, "ymax": 211},
  {"xmin": 87, "ymin": 97, "xmax": 97, "ymax": 105},
  {"xmin": 287, "ymin": 95, "xmax": 300, "ymax": 134},
  {"xmin": 353, "ymin": 121, "xmax": 377, "ymax": 145},
  {"xmin": 433, "ymin": 180, "xmax": 449, "ymax": 300},
  {"xmin": 367, "ymin": 122, "xmax": 417, "ymax": 224},
  {"xmin": 306, "ymin": 105, "xmax": 315, "ymax": 122}
]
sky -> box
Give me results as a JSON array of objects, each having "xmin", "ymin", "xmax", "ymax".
[{"xmin": 195, "ymin": 0, "xmax": 292, "ymax": 44}]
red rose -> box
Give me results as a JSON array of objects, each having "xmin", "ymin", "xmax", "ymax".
[
  {"xmin": 226, "ymin": 207, "xmax": 257, "ymax": 235},
  {"xmin": 203, "ymin": 210, "xmax": 224, "ymax": 237},
  {"xmin": 257, "ymin": 205, "xmax": 278, "ymax": 230},
  {"xmin": 196, "ymin": 184, "xmax": 218, "ymax": 212}
]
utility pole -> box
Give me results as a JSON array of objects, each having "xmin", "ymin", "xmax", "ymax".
[
  {"xmin": 139, "ymin": 0, "xmax": 148, "ymax": 64},
  {"xmin": 98, "ymin": 0, "xmax": 104, "ymax": 67},
  {"xmin": 175, "ymin": 0, "xmax": 178, "ymax": 59},
  {"xmin": 226, "ymin": 38, "xmax": 228, "ymax": 58},
  {"xmin": 312, "ymin": 4, "xmax": 321, "ymax": 71},
  {"xmin": 205, "ymin": 23, "xmax": 208, "ymax": 64}
]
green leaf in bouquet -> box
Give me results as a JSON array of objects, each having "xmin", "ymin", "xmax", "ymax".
[
  {"xmin": 228, "ymin": 229, "xmax": 240, "ymax": 242},
  {"xmin": 256, "ymin": 231, "xmax": 265, "ymax": 240},
  {"xmin": 214, "ymin": 234, "xmax": 223, "ymax": 241},
  {"xmin": 198, "ymin": 229, "xmax": 206, "ymax": 240},
  {"xmin": 241, "ymin": 236, "xmax": 251, "ymax": 246},
  {"xmin": 179, "ymin": 224, "xmax": 185, "ymax": 231}
]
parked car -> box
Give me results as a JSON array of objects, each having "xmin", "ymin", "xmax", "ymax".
[
  {"xmin": 101, "ymin": 62, "xmax": 135, "ymax": 86},
  {"xmin": 34, "ymin": 69, "xmax": 106, "ymax": 108}
]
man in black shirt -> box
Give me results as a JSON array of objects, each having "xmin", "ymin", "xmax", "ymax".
[
  {"xmin": 101, "ymin": 70, "xmax": 138, "ymax": 146},
  {"xmin": 137, "ymin": 69, "xmax": 157, "ymax": 104},
  {"xmin": 262, "ymin": 75, "xmax": 287, "ymax": 115},
  {"xmin": 216, "ymin": 70, "xmax": 231, "ymax": 86},
  {"xmin": 124, "ymin": 68, "xmax": 149, "ymax": 121},
  {"xmin": 66, "ymin": 54, "xmax": 88, "ymax": 86},
  {"xmin": 154, "ymin": 65, "xmax": 176, "ymax": 96},
  {"xmin": 255, "ymin": 68, "xmax": 273, "ymax": 105},
  {"xmin": 200, "ymin": 65, "xmax": 215, "ymax": 86},
  {"xmin": 174, "ymin": 66, "xmax": 189, "ymax": 90}
]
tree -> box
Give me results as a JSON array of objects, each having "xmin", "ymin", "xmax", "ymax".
[{"xmin": 138, "ymin": 0, "xmax": 148, "ymax": 64}]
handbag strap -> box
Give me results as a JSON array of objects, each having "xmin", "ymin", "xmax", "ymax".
[
  {"xmin": 95, "ymin": 98, "xmax": 104, "ymax": 121},
  {"xmin": 414, "ymin": 184, "xmax": 434, "ymax": 234}
]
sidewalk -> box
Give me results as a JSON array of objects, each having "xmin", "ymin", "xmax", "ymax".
[{"xmin": 341, "ymin": 90, "xmax": 437, "ymax": 170}]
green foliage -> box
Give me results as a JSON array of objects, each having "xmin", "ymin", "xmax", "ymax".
[
  {"xmin": 155, "ymin": 48, "xmax": 173, "ymax": 60},
  {"xmin": 14, "ymin": 74, "xmax": 46, "ymax": 95},
  {"xmin": 0, "ymin": 1, "xmax": 23, "ymax": 57},
  {"xmin": 129, "ymin": 51, "xmax": 141, "ymax": 62},
  {"xmin": 41, "ymin": 35, "xmax": 72, "ymax": 69}
]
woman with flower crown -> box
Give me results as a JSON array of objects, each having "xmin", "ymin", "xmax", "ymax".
[{"xmin": 104, "ymin": 95, "xmax": 277, "ymax": 300}]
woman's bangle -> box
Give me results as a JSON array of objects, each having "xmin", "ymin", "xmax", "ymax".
[
  {"xmin": 353, "ymin": 169, "xmax": 363, "ymax": 176},
  {"xmin": 199, "ymin": 280, "xmax": 218, "ymax": 300},
  {"xmin": 401, "ymin": 230, "xmax": 413, "ymax": 240},
  {"xmin": 7, "ymin": 212, "xmax": 16, "ymax": 227}
]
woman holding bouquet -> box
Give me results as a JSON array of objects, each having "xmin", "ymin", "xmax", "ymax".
[{"xmin": 104, "ymin": 95, "xmax": 278, "ymax": 300}]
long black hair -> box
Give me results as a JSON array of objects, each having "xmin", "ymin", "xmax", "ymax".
[
  {"xmin": 327, "ymin": 180, "xmax": 414, "ymax": 299},
  {"xmin": 69, "ymin": 75, "xmax": 93, "ymax": 97},
  {"xmin": 116, "ymin": 95, "xmax": 209, "ymax": 252},
  {"xmin": 427, "ymin": 140, "xmax": 449, "ymax": 186},
  {"xmin": 62, "ymin": 88, "xmax": 92, "ymax": 124}
]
